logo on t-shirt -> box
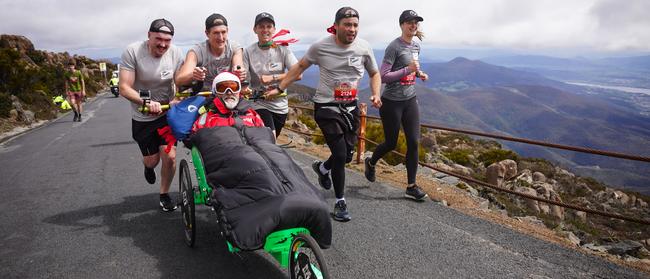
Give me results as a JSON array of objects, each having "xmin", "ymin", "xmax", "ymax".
[
  {"xmin": 348, "ymin": 56, "xmax": 362, "ymax": 67},
  {"xmin": 160, "ymin": 70, "xmax": 172, "ymax": 80},
  {"xmin": 268, "ymin": 62, "xmax": 281, "ymax": 71}
]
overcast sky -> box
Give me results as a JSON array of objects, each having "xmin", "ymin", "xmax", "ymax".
[{"xmin": 1, "ymin": 0, "xmax": 649, "ymax": 59}]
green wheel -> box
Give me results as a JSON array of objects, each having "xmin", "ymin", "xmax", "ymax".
[
  {"xmin": 179, "ymin": 159, "xmax": 196, "ymax": 247},
  {"xmin": 289, "ymin": 234, "xmax": 329, "ymax": 279}
]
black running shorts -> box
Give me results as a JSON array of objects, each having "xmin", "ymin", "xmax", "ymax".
[{"xmin": 132, "ymin": 116, "xmax": 169, "ymax": 156}]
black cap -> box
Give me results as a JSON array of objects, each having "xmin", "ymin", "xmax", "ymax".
[
  {"xmin": 149, "ymin": 18, "xmax": 174, "ymax": 36},
  {"xmin": 254, "ymin": 12, "xmax": 275, "ymax": 26},
  {"xmin": 335, "ymin": 7, "xmax": 359, "ymax": 23},
  {"xmin": 205, "ymin": 13, "xmax": 228, "ymax": 29},
  {"xmin": 399, "ymin": 10, "xmax": 424, "ymax": 24}
]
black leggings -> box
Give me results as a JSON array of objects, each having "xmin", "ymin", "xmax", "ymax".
[
  {"xmin": 314, "ymin": 104, "xmax": 359, "ymax": 199},
  {"xmin": 370, "ymin": 97, "xmax": 420, "ymax": 184},
  {"xmin": 322, "ymin": 133, "xmax": 355, "ymax": 199}
]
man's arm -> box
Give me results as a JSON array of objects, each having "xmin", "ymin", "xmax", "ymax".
[
  {"xmin": 175, "ymin": 51, "xmax": 200, "ymax": 87},
  {"xmin": 231, "ymin": 48, "xmax": 246, "ymax": 81},
  {"xmin": 119, "ymin": 68, "xmax": 163, "ymax": 114},
  {"xmin": 265, "ymin": 58, "xmax": 310, "ymax": 98},
  {"xmin": 368, "ymin": 70, "xmax": 382, "ymax": 108},
  {"xmin": 279, "ymin": 58, "xmax": 310, "ymax": 90}
]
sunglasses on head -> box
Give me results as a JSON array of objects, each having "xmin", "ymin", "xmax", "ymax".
[{"xmin": 213, "ymin": 80, "xmax": 240, "ymax": 95}]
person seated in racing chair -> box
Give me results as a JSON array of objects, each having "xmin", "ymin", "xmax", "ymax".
[{"xmin": 185, "ymin": 72, "xmax": 332, "ymax": 250}]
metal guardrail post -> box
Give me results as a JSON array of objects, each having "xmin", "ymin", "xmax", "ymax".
[{"xmin": 357, "ymin": 103, "xmax": 367, "ymax": 164}]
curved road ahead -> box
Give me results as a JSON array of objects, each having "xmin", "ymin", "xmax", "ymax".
[{"xmin": 1, "ymin": 92, "xmax": 647, "ymax": 278}]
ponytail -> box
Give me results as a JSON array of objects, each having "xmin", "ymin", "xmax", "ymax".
[{"xmin": 415, "ymin": 30, "xmax": 425, "ymax": 41}]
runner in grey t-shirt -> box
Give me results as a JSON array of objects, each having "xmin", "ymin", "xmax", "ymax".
[
  {"xmin": 277, "ymin": 7, "xmax": 382, "ymax": 222},
  {"xmin": 175, "ymin": 13, "xmax": 245, "ymax": 92},
  {"xmin": 365, "ymin": 10, "xmax": 430, "ymax": 202},
  {"xmin": 243, "ymin": 12, "xmax": 299, "ymax": 137},
  {"xmin": 381, "ymin": 37, "xmax": 421, "ymax": 101},
  {"xmin": 303, "ymin": 35, "xmax": 377, "ymax": 104},
  {"xmin": 119, "ymin": 18, "xmax": 183, "ymax": 212},
  {"xmin": 121, "ymin": 40, "xmax": 183, "ymax": 122}
]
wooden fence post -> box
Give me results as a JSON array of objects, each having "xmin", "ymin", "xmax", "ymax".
[{"xmin": 357, "ymin": 103, "xmax": 367, "ymax": 164}]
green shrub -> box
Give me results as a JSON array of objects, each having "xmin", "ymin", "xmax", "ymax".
[
  {"xmin": 436, "ymin": 133, "xmax": 472, "ymax": 146},
  {"xmin": 297, "ymin": 114, "xmax": 317, "ymax": 130},
  {"xmin": 443, "ymin": 149, "xmax": 473, "ymax": 166},
  {"xmin": 478, "ymin": 149, "xmax": 518, "ymax": 166},
  {"xmin": 0, "ymin": 92, "xmax": 12, "ymax": 117}
]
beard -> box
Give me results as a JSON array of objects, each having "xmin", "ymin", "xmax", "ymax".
[{"xmin": 222, "ymin": 96, "xmax": 239, "ymax": 109}]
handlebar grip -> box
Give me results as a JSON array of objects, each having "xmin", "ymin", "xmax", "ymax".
[{"xmin": 138, "ymin": 104, "xmax": 170, "ymax": 113}]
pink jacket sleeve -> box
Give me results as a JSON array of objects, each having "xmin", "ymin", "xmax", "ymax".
[{"xmin": 380, "ymin": 62, "xmax": 410, "ymax": 83}]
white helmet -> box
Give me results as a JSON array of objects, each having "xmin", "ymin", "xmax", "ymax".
[{"xmin": 211, "ymin": 72, "xmax": 241, "ymax": 95}]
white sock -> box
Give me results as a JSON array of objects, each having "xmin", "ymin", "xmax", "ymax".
[
  {"xmin": 319, "ymin": 163, "xmax": 330, "ymax": 175},
  {"xmin": 336, "ymin": 198, "xmax": 345, "ymax": 204}
]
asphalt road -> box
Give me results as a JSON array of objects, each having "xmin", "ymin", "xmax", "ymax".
[{"xmin": 1, "ymin": 92, "xmax": 648, "ymax": 279}]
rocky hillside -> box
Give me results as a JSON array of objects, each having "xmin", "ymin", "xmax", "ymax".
[
  {"xmin": 286, "ymin": 92, "xmax": 650, "ymax": 262},
  {"xmin": 427, "ymin": 130, "xmax": 650, "ymax": 260},
  {"xmin": 0, "ymin": 34, "xmax": 115, "ymax": 132}
]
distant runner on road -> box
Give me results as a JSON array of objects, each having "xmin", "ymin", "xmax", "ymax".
[{"xmin": 64, "ymin": 61, "xmax": 85, "ymax": 122}]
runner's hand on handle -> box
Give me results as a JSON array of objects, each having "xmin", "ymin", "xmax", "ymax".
[
  {"xmin": 147, "ymin": 100, "xmax": 163, "ymax": 114},
  {"xmin": 192, "ymin": 67, "xmax": 207, "ymax": 81},
  {"xmin": 234, "ymin": 66, "xmax": 248, "ymax": 82},
  {"xmin": 138, "ymin": 103, "xmax": 170, "ymax": 113}
]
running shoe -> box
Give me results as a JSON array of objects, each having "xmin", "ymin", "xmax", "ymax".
[
  {"xmin": 311, "ymin": 160, "xmax": 332, "ymax": 190},
  {"xmin": 144, "ymin": 167, "xmax": 156, "ymax": 184},
  {"xmin": 160, "ymin": 193, "xmax": 177, "ymax": 212},
  {"xmin": 332, "ymin": 200, "xmax": 351, "ymax": 222},
  {"xmin": 364, "ymin": 157, "xmax": 376, "ymax": 182},
  {"xmin": 405, "ymin": 184, "xmax": 428, "ymax": 201}
]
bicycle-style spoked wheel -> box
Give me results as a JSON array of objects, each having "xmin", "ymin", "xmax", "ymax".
[
  {"xmin": 179, "ymin": 159, "xmax": 196, "ymax": 247},
  {"xmin": 289, "ymin": 234, "xmax": 329, "ymax": 279}
]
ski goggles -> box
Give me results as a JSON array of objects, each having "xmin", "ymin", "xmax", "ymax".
[{"xmin": 213, "ymin": 80, "xmax": 240, "ymax": 95}]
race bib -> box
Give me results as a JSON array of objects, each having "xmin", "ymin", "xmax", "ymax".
[
  {"xmin": 400, "ymin": 72, "xmax": 416, "ymax": 86},
  {"xmin": 334, "ymin": 79, "xmax": 359, "ymax": 102}
]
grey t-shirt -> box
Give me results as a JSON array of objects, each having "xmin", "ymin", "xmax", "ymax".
[
  {"xmin": 303, "ymin": 36, "xmax": 378, "ymax": 104},
  {"xmin": 191, "ymin": 39, "xmax": 242, "ymax": 91},
  {"xmin": 121, "ymin": 40, "xmax": 183, "ymax": 122},
  {"xmin": 382, "ymin": 38, "xmax": 421, "ymax": 101},
  {"xmin": 243, "ymin": 44, "xmax": 298, "ymax": 114}
]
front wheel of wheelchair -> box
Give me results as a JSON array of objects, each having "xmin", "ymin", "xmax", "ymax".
[
  {"xmin": 179, "ymin": 159, "xmax": 196, "ymax": 247},
  {"xmin": 289, "ymin": 234, "xmax": 329, "ymax": 279}
]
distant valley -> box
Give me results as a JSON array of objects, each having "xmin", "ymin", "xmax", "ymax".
[{"xmin": 295, "ymin": 56, "xmax": 650, "ymax": 193}]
